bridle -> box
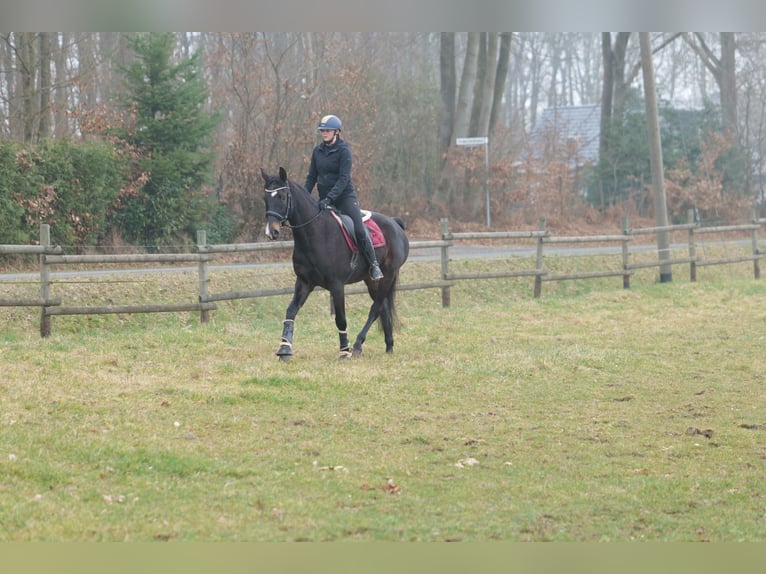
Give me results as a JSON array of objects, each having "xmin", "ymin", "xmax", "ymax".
[
  {"xmin": 264, "ymin": 184, "xmax": 322, "ymax": 230},
  {"xmin": 265, "ymin": 185, "xmax": 290, "ymax": 224}
]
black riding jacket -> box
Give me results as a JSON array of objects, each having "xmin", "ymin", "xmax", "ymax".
[{"xmin": 304, "ymin": 138, "xmax": 357, "ymax": 203}]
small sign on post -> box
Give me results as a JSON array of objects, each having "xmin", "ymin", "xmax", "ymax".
[
  {"xmin": 456, "ymin": 136, "xmax": 490, "ymax": 227},
  {"xmin": 455, "ymin": 136, "xmax": 488, "ymax": 147}
]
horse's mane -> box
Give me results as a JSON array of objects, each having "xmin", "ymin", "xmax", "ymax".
[{"xmin": 287, "ymin": 177, "xmax": 318, "ymax": 205}]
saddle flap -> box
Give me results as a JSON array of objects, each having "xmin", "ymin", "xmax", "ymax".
[{"xmin": 329, "ymin": 210, "xmax": 386, "ymax": 251}]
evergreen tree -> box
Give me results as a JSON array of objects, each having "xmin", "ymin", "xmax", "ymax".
[{"xmin": 115, "ymin": 33, "xmax": 220, "ymax": 247}]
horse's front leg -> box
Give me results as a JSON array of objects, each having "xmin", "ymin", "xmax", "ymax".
[
  {"xmin": 277, "ymin": 279, "xmax": 313, "ymax": 361},
  {"xmin": 330, "ymin": 288, "xmax": 352, "ymax": 360}
]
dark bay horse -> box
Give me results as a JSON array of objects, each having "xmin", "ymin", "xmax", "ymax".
[{"xmin": 261, "ymin": 167, "xmax": 409, "ymax": 361}]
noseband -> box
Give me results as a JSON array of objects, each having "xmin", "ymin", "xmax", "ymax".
[{"xmin": 264, "ymin": 184, "xmax": 322, "ymax": 230}]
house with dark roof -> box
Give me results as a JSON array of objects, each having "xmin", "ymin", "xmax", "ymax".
[{"xmin": 530, "ymin": 104, "xmax": 601, "ymax": 168}]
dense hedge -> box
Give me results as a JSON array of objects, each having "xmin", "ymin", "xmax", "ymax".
[{"xmin": 0, "ymin": 140, "xmax": 129, "ymax": 248}]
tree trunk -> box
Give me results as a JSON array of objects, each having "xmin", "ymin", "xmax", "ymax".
[
  {"xmin": 488, "ymin": 32, "xmax": 512, "ymax": 138},
  {"xmin": 597, "ymin": 32, "xmax": 632, "ymax": 210},
  {"xmin": 438, "ymin": 32, "xmax": 456, "ymax": 157},
  {"xmin": 76, "ymin": 33, "xmax": 98, "ymax": 108},
  {"xmin": 476, "ymin": 32, "xmax": 498, "ymax": 138},
  {"xmin": 452, "ymin": 32, "xmax": 479, "ymax": 140},
  {"xmin": 611, "ymin": 32, "xmax": 631, "ymax": 120},
  {"xmin": 54, "ymin": 33, "xmax": 70, "ymax": 138},
  {"xmin": 468, "ymin": 33, "xmax": 487, "ymax": 136},
  {"xmin": 598, "ymin": 33, "xmax": 614, "ymax": 210},
  {"xmin": 38, "ymin": 32, "xmax": 52, "ymax": 141},
  {"xmin": 99, "ymin": 32, "xmax": 128, "ymax": 102},
  {"xmin": 1, "ymin": 34, "xmax": 17, "ymax": 139},
  {"xmin": 547, "ymin": 33, "xmax": 561, "ymax": 108},
  {"xmin": 684, "ymin": 32, "xmax": 738, "ymax": 139},
  {"xmin": 19, "ymin": 32, "xmax": 37, "ymax": 143},
  {"xmin": 720, "ymin": 32, "xmax": 738, "ymax": 138},
  {"xmin": 639, "ymin": 32, "xmax": 672, "ymax": 283}
]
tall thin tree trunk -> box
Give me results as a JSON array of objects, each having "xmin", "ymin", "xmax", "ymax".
[
  {"xmin": 720, "ymin": 32, "xmax": 738, "ymax": 138},
  {"xmin": 54, "ymin": 33, "xmax": 70, "ymax": 138},
  {"xmin": 488, "ymin": 32, "xmax": 511, "ymax": 139},
  {"xmin": 477, "ymin": 32, "xmax": 498, "ymax": 138},
  {"xmin": 452, "ymin": 32, "xmax": 479, "ymax": 140},
  {"xmin": 528, "ymin": 41, "xmax": 541, "ymax": 128},
  {"xmin": 547, "ymin": 34, "xmax": 561, "ymax": 108},
  {"xmin": 640, "ymin": 32, "xmax": 672, "ymax": 283},
  {"xmin": 438, "ymin": 32, "xmax": 456, "ymax": 158},
  {"xmin": 598, "ymin": 33, "xmax": 614, "ymax": 210},
  {"xmin": 38, "ymin": 32, "xmax": 52, "ymax": 141},
  {"xmin": 19, "ymin": 32, "xmax": 37, "ymax": 143},
  {"xmin": 597, "ymin": 32, "xmax": 632, "ymax": 210},
  {"xmin": 76, "ymin": 33, "xmax": 98, "ymax": 107},
  {"xmin": 611, "ymin": 32, "xmax": 631, "ymax": 120},
  {"xmin": 469, "ymin": 33, "xmax": 486, "ymax": 136},
  {"xmin": 1, "ymin": 34, "xmax": 17, "ymax": 139}
]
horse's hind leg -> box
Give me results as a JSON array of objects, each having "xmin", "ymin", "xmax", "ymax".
[
  {"xmin": 378, "ymin": 298, "xmax": 395, "ymax": 353},
  {"xmin": 352, "ymin": 299, "xmax": 383, "ymax": 358}
]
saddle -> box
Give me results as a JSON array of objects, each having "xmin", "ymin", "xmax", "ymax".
[{"xmin": 329, "ymin": 208, "xmax": 386, "ymax": 252}]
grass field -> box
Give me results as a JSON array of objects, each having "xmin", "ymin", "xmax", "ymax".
[{"xmin": 1, "ymin": 252, "xmax": 766, "ymax": 541}]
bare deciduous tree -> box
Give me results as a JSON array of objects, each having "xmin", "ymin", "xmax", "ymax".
[{"xmin": 684, "ymin": 32, "xmax": 738, "ymax": 138}]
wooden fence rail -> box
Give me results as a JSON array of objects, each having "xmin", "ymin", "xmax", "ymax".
[
  {"xmin": 1, "ymin": 225, "xmax": 64, "ymax": 335},
  {"xmin": 1, "ymin": 211, "xmax": 765, "ymax": 336},
  {"xmin": 437, "ymin": 207, "xmax": 764, "ymax": 303}
]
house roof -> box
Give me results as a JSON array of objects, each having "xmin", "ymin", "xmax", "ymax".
[{"xmin": 532, "ymin": 104, "xmax": 601, "ymax": 165}]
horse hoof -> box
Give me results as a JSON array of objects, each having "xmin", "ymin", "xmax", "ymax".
[
  {"xmin": 277, "ymin": 345, "xmax": 293, "ymax": 361},
  {"xmin": 352, "ymin": 348, "xmax": 363, "ymax": 358},
  {"xmin": 338, "ymin": 350, "xmax": 353, "ymax": 360}
]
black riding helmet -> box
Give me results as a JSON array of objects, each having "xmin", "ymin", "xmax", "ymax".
[{"xmin": 317, "ymin": 114, "xmax": 342, "ymax": 131}]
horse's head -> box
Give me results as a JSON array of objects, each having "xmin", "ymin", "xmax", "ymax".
[{"xmin": 261, "ymin": 167, "xmax": 291, "ymax": 240}]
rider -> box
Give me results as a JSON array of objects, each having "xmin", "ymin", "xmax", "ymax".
[{"xmin": 304, "ymin": 114, "xmax": 384, "ymax": 281}]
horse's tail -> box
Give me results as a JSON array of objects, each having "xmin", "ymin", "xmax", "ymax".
[
  {"xmin": 386, "ymin": 270, "xmax": 401, "ymax": 331},
  {"xmin": 393, "ymin": 216, "xmax": 406, "ymax": 231}
]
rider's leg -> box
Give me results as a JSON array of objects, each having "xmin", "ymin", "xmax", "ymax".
[{"xmin": 335, "ymin": 196, "xmax": 383, "ymax": 280}]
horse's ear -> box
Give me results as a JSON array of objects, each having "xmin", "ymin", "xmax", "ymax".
[
  {"xmin": 279, "ymin": 167, "xmax": 288, "ymax": 182},
  {"xmin": 260, "ymin": 167, "xmax": 268, "ymax": 182}
]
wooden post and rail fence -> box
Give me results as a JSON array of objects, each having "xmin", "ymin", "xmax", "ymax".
[{"xmin": 2, "ymin": 207, "xmax": 764, "ymax": 337}]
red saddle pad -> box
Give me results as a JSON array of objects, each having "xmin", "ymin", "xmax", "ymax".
[{"xmin": 331, "ymin": 210, "xmax": 386, "ymax": 252}]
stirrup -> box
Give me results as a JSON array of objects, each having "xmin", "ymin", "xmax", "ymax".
[{"xmin": 370, "ymin": 263, "xmax": 383, "ymax": 281}]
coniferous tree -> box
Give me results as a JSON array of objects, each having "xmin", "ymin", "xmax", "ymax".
[{"xmin": 115, "ymin": 32, "xmax": 220, "ymax": 247}]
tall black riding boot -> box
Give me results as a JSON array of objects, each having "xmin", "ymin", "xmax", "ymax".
[{"xmin": 360, "ymin": 232, "xmax": 383, "ymax": 281}]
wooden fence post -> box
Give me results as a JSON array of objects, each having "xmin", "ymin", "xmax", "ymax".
[
  {"xmin": 39, "ymin": 224, "xmax": 52, "ymax": 337},
  {"xmin": 534, "ymin": 217, "xmax": 546, "ymax": 298},
  {"xmin": 688, "ymin": 209, "xmax": 697, "ymax": 282},
  {"xmin": 621, "ymin": 216, "xmax": 631, "ymax": 289},
  {"xmin": 752, "ymin": 206, "xmax": 761, "ymax": 280},
  {"xmin": 440, "ymin": 218, "xmax": 451, "ymax": 308},
  {"xmin": 197, "ymin": 230, "xmax": 210, "ymax": 323}
]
